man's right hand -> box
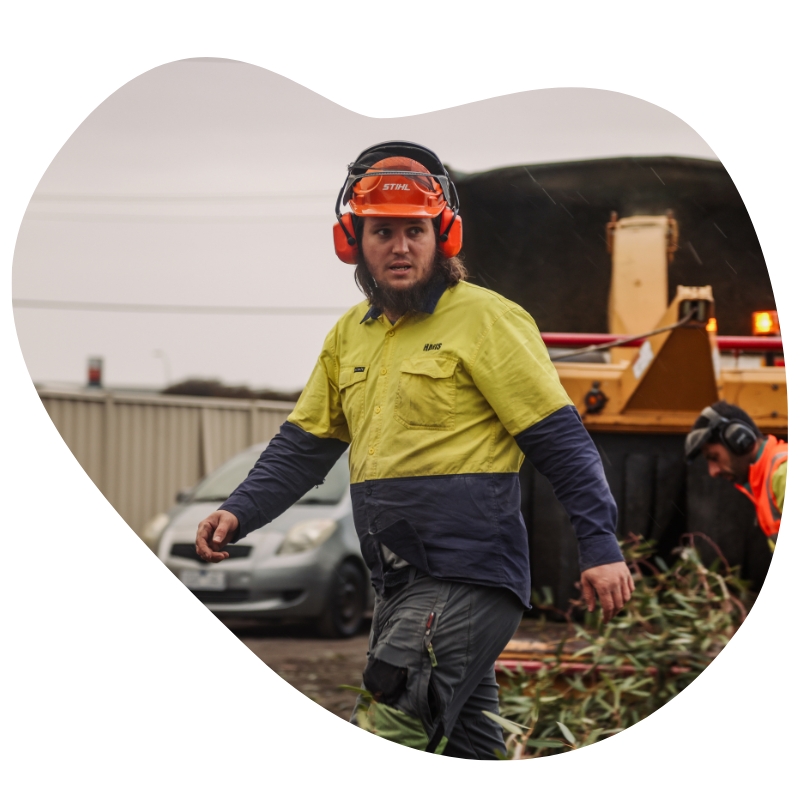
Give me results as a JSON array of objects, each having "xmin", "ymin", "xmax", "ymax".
[{"xmin": 196, "ymin": 510, "xmax": 240, "ymax": 562}]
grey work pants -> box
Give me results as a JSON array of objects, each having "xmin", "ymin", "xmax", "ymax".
[{"xmin": 350, "ymin": 571, "xmax": 523, "ymax": 759}]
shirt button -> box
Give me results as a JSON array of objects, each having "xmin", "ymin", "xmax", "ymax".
[
  {"xmin": 380, "ymin": 368, "xmax": 387, "ymax": 375},
  {"xmin": 374, "ymin": 406, "xmax": 381, "ymax": 414},
  {"xmin": 368, "ymin": 447, "xmax": 375, "ymax": 455},
  {"xmin": 388, "ymin": 331, "xmax": 395, "ymax": 337}
]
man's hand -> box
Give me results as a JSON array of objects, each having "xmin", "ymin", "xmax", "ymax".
[
  {"xmin": 580, "ymin": 562, "xmax": 634, "ymax": 623},
  {"xmin": 195, "ymin": 510, "xmax": 240, "ymax": 563}
]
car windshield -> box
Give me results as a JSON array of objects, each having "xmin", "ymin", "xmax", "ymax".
[{"xmin": 191, "ymin": 446, "xmax": 350, "ymax": 505}]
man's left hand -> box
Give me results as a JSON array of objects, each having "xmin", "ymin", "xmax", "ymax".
[{"xmin": 580, "ymin": 562, "xmax": 634, "ymax": 623}]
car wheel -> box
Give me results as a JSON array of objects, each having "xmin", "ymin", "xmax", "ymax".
[{"xmin": 317, "ymin": 561, "xmax": 367, "ymax": 638}]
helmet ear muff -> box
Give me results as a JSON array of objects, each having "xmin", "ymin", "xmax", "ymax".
[
  {"xmin": 686, "ymin": 406, "xmax": 759, "ymax": 460},
  {"xmin": 438, "ymin": 208, "xmax": 462, "ymax": 258},
  {"xmin": 722, "ymin": 421, "xmax": 758, "ymax": 455},
  {"xmin": 333, "ymin": 213, "xmax": 359, "ymax": 264}
]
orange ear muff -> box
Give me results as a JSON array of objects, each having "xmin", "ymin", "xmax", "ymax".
[
  {"xmin": 333, "ymin": 213, "xmax": 359, "ymax": 264},
  {"xmin": 438, "ymin": 208, "xmax": 463, "ymax": 258}
]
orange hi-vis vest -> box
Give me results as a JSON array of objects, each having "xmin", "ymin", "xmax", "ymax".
[{"xmin": 735, "ymin": 435, "xmax": 788, "ymax": 537}]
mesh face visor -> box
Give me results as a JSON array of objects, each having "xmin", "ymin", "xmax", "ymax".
[{"xmin": 336, "ymin": 156, "xmax": 459, "ymax": 220}]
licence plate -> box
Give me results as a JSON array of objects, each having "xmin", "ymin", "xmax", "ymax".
[{"xmin": 180, "ymin": 568, "xmax": 226, "ymax": 591}]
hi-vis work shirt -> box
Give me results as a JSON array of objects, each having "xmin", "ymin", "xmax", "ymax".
[
  {"xmin": 735, "ymin": 434, "xmax": 788, "ymax": 546},
  {"xmin": 221, "ymin": 279, "xmax": 622, "ymax": 606}
]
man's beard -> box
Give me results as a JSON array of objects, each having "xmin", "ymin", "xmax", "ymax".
[{"xmin": 360, "ymin": 257, "xmax": 443, "ymax": 319}]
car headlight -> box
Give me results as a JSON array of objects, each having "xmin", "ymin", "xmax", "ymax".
[
  {"xmin": 277, "ymin": 519, "xmax": 337, "ymax": 555},
  {"xmin": 141, "ymin": 512, "xmax": 171, "ymax": 551}
]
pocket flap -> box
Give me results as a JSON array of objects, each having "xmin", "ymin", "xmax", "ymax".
[
  {"xmin": 339, "ymin": 366, "xmax": 368, "ymax": 389},
  {"xmin": 399, "ymin": 357, "xmax": 458, "ymax": 380}
]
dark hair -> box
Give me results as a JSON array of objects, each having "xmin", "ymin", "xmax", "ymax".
[
  {"xmin": 692, "ymin": 400, "xmax": 762, "ymax": 442},
  {"xmin": 351, "ymin": 215, "xmax": 467, "ymax": 306}
]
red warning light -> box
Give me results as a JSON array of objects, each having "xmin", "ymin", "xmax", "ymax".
[{"xmin": 88, "ymin": 357, "xmax": 103, "ymax": 387}]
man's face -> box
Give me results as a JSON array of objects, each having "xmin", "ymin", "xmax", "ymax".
[
  {"xmin": 701, "ymin": 442, "xmax": 750, "ymax": 483},
  {"xmin": 360, "ymin": 217, "xmax": 437, "ymax": 293}
]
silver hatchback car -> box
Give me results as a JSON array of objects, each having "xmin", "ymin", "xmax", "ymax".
[{"xmin": 155, "ymin": 445, "xmax": 370, "ymax": 637}]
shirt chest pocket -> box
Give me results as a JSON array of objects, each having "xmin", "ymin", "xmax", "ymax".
[
  {"xmin": 339, "ymin": 366, "xmax": 368, "ymax": 426},
  {"xmin": 394, "ymin": 357, "xmax": 458, "ymax": 430}
]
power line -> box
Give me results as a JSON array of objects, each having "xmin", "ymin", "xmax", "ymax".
[{"xmin": 12, "ymin": 299, "xmax": 351, "ymax": 316}]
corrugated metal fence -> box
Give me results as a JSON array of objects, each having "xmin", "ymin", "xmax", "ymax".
[{"xmin": 38, "ymin": 388, "xmax": 294, "ymax": 536}]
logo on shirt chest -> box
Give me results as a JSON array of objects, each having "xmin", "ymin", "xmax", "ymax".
[{"xmin": 423, "ymin": 343, "xmax": 443, "ymax": 351}]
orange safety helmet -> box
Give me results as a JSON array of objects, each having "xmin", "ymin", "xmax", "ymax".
[{"xmin": 333, "ymin": 141, "xmax": 463, "ymax": 264}]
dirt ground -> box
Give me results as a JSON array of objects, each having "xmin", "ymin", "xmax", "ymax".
[{"xmin": 225, "ymin": 615, "xmax": 569, "ymax": 721}]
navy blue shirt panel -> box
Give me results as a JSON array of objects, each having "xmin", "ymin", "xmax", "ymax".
[
  {"xmin": 514, "ymin": 405, "xmax": 623, "ymax": 572},
  {"xmin": 220, "ymin": 421, "xmax": 348, "ymax": 541}
]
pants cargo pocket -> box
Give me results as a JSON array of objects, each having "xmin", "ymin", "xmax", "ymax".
[
  {"xmin": 362, "ymin": 658, "xmax": 407, "ymax": 706},
  {"xmin": 356, "ymin": 655, "xmax": 431, "ymax": 749},
  {"xmin": 354, "ymin": 576, "xmax": 452, "ymax": 754}
]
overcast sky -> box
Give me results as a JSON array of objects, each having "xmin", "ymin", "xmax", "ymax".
[{"xmin": 12, "ymin": 57, "xmax": 718, "ymax": 391}]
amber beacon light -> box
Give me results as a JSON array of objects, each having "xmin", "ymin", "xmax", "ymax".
[{"xmin": 752, "ymin": 310, "xmax": 780, "ymax": 336}]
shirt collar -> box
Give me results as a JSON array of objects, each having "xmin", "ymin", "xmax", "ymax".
[
  {"xmin": 736, "ymin": 438, "xmax": 767, "ymax": 489},
  {"xmin": 359, "ymin": 305, "xmax": 382, "ymax": 324},
  {"xmin": 359, "ymin": 277, "xmax": 449, "ymax": 324}
]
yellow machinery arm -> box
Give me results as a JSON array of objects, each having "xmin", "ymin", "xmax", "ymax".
[{"xmin": 553, "ymin": 213, "xmax": 787, "ymax": 435}]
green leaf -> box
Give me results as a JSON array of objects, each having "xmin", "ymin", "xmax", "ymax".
[
  {"xmin": 338, "ymin": 684, "xmax": 374, "ymax": 700},
  {"xmin": 582, "ymin": 729, "xmax": 603, "ymax": 747},
  {"xmin": 482, "ymin": 710, "xmax": 526, "ymax": 736},
  {"xmin": 527, "ymin": 739, "xmax": 565, "ymax": 749},
  {"xmin": 556, "ymin": 721, "xmax": 577, "ymax": 745},
  {"xmin": 495, "ymin": 535, "xmax": 751, "ymax": 758}
]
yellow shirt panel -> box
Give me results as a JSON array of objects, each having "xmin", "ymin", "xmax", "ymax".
[
  {"xmin": 287, "ymin": 281, "xmax": 573, "ymax": 484},
  {"xmin": 772, "ymin": 459, "xmax": 787, "ymax": 514},
  {"xmin": 287, "ymin": 321, "xmax": 353, "ymax": 444}
]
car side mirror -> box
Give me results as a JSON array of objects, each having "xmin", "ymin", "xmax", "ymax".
[{"xmin": 175, "ymin": 487, "xmax": 194, "ymax": 504}]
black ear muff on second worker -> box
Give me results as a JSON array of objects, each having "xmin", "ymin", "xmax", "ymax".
[
  {"xmin": 332, "ymin": 140, "xmax": 463, "ymax": 264},
  {"xmin": 722, "ymin": 420, "xmax": 759, "ymax": 455},
  {"xmin": 684, "ymin": 406, "xmax": 759, "ymax": 460}
]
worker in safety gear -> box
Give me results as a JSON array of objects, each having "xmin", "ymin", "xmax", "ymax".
[
  {"xmin": 685, "ymin": 401, "xmax": 788, "ymax": 551},
  {"xmin": 195, "ymin": 141, "xmax": 633, "ymax": 758}
]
